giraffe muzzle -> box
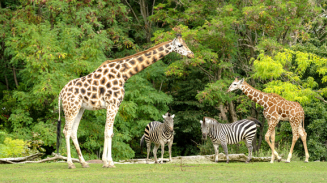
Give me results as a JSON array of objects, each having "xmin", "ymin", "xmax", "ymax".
[{"xmin": 187, "ymin": 52, "xmax": 194, "ymax": 58}]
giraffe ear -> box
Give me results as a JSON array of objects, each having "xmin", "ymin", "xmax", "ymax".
[
  {"xmin": 171, "ymin": 114, "xmax": 175, "ymax": 118},
  {"xmin": 240, "ymin": 78, "xmax": 244, "ymax": 84}
]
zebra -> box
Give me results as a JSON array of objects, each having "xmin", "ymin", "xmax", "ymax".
[
  {"xmin": 140, "ymin": 112, "xmax": 175, "ymax": 164},
  {"xmin": 200, "ymin": 117, "xmax": 261, "ymax": 163}
]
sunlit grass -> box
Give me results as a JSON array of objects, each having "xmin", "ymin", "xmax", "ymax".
[{"xmin": 0, "ymin": 161, "xmax": 326, "ymax": 182}]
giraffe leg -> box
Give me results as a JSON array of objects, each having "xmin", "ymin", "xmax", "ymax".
[
  {"xmin": 146, "ymin": 141, "xmax": 151, "ymax": 164},
  {"xmin": 271, "ymin": 129, "xmax": 282, "ymax": 162},
  {"xmin": 286, "ymin": 123, "xmax": 299, "ymax": 163},
  {"xmin": 213, "ymin": 144, "xmax": 219, "ymax": 163},
  {"xmin": 299, "ymin": 127, "xmax": 309, "ymax": 162},
  {"xmin": 153, "ymin": 144, "xmax": 160, "ymax": 164},
  {"xmin": 102, "ymin": 104, "xmax": 119, "ymax": 168},
  {"xmin": 63, "ymin": 117, "xmax": 76, "ymax": 169},
  {"xmin": 70, "ymin": 108, "xmax": 89, "ymax": 168},
  {"xmin": 265, "ymin": 122, "xmax": 278, "ymax": 163}
]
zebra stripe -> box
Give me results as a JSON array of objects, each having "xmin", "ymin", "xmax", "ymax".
[
  {"xmin": 140, "ymin": 112, "xmax": 175, "ymax": 163},
  {"xmin": 200, "ymin": 117, "xmax": 261, "ymax": 163}
]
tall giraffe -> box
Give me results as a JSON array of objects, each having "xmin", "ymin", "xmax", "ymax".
[
  {"xmin": 227, "ymin": 78, "xmax": 309, "ymax": 163},
  {"xmin": 57, "ymin": 34, "xmax": 194, "ymax": 169}
]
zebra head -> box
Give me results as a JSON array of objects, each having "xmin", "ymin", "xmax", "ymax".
[
  {"xmin": 163, "ymin": 112, "xmax": 175, "ymax": 132},
  {"xmin": 200, "ymin": 117, "xmax": 212, "ymax": 140},
  {"xmin": 227, "ymin": 78, "xmax": 244, "ymax": 92}
]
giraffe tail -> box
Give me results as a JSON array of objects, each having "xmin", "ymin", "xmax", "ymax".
[{"xmin": 56, "ymin": 94, "xmax": 62, "ymax": 155}]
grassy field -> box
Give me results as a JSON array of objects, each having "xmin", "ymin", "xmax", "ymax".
[{"xmin": 0, "ymin": 161, "xmax": 326, "ymax": 183}]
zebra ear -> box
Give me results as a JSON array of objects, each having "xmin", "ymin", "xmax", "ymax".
[
  {"xmin": 162, "ymin": 115, "xmax": 166, "ymax": 119},
  {"xmin": 171, "ymin": 114, "xmax": 175, "ymax": 118}
]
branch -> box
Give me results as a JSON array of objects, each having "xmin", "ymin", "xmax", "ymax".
[{"xmin": 124, "ymin": 0, "xmax": 140, "ymax": 24}]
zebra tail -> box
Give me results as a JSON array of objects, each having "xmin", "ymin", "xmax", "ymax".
[
  {"xmin": 140, "ymin": 135, "xmax": 145, "ymax": 148},
  {"xmin": 248, "ymin": 117, "xmax": 262, "ymax": 127},
  {"xmin": 56, "ymin": 95, "xmax": 62, "ymax": 155}
]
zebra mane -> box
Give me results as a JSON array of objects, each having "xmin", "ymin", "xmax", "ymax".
[{"xmin": 203, "ymin": 117, "xmax": 218, "ymax": 125}]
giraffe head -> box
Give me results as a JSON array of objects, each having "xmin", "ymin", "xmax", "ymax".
[
  {"xmin": 227, "ymin": 78, "xmax": 244, "ymax": 92},
  {"xmin": 171, "ymin": 34, "xmax": 194, "ymax": 58},
  {"xmin": 200, "ymin": 117, "xmax": 215, "ymax": 140},
  {"xmin": 163, "ymin": 112, "xmax": 175, "ymax": 132}
]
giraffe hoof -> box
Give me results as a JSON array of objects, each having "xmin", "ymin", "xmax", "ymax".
[
  {"xmin": 278, "ymin": 158, "xmax": 282, "ymax": 162},
  {"xmin": 108, "ymin": 165, "xmax": 116, "ymax": 168},
  {"xmin": 82, "ymin": 163, "xmax": 90, "ymax": 168},
  {"xmin": 285, "ymin": 161, "xmax": 290, "ymax": 163},
  {"xmin": 102, "ymin": 165, "xmax": 109, "ymax": 168},
  {"xmin": 304, "ymin": 161, "xmax": 309, "ymax": 163},
  {"xmin": 68, "ymin": 164, "xmax": 76, "ymax": 169}
]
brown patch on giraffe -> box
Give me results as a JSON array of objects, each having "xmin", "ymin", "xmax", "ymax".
[
  {"xmin": 253, "ymin": 92, "xmax": 258, "ymax": 97},
  {"xmin": 109, "ymin": 63, "xmax": 115, "ymax": 67},
  {"xmin": 145, "ymin": 52, "xmax": 152, "ymax": 56},
  {"xmin": 100, "ymin": 77, "xmax": 107, "ymax": 85},
  {"xmin": 117, "ymin": 73, "xmax": 121, "ymax": 78},
  {"xmin": 134, "ymin": 66, "xmax": 139, "ymax": 73},
  {"xmin": 109, "ymin": 74, "xmax": 115, "ymax": 80},
  {"xmin": 259, "ymin": 93, "xmax": 263, "ymax": 98},
  {"xmin": 91, "ymin": 101, "xmax": 97, "ymax": 106},
  {"xmin": 87, "ymin": 87, "xmax": 91, "ymax": 91},
  {"xmin": 111, "ymin": 69, "xmax": 117, "ymax": 74},
  {"xmin": 81, "ymin": 88, "xmax": 86, "ymax": 94},
  {"xmin": 119, "ymin": 80, "xmax": 123, "ymax": 87},
  {"xmin": 122, "ymin": 74, "xmax": 128, "ymax": 81},
  {"xmin": 94, "ymin": 74, "xmax": 102, "ymax": 79},
  {"xmin": 165, "ymin": 50, "xmax": 169, "ymax": 54},
  {"xmin": 167, "ymin": 47, "xmax": 171, "ymax": 50},
  {"xmin": 68, "ymin": 81, "xmax": 73, "ymax": 86},
  {"xmin": 92, "ymin": 87, "xmax": 97, "ymax": 92},
  {"xmin": 103, "ymin": 69, "xmax": 109, "ymax": 75},
  {"xmin": 103, "ymin": 64, "xmax": 107, "ymax": 68},
  {"xmin": 244, "ymin": 90, "xmax": 248, "ymax": 95},
  {"xmin": 106, "ymin": 82, "xmax": 111, "ymax": 88},
  {"xmin": 93, "ymin": 80, "xmax": 99, "ymax": 86},
  {"xmin": 81, "ymin": 77, "xmax": 86, "ymax": 82},
  {"xmin": 87, "ymin": 74, "xmax": 92, "ymax": 78},
  {"xmin": 152, "ymin": 57, "xmax": 157, "ymax": 63},
  {"xmin": 263, "ymin": 95, "xmax": 268, "ymax": 102},
  {"xmin": 130, "ymin": 60, "xmax": 136, "ymax": 65},
  {"xmin": 115, "ymin": 64, "xmax": 120, "ymax": 70},
  {"xmin": 137, "ymin": 56, "xmax": 144, "ymax": 62},
  {"xmin": 153, "ymin": 50, "xmax": 157, "ymax": 55},
  {"xmin": 91, "ymin": 93, "xmax": 97, "ymax": 99},
  {"xmin": 158, "ymin": 47, "xmax": 164, "ymax": 51},
  {"xmin": 67, "ymin": 93, "xmax": 71, "ymax": 96},
  {"xmin": 248, "ymin": 95, "xmax": 253, "ymax": 100},
  {"xmin": 97, "ymin": 68, "xmax": 102, "ymax": 72},
  {"xmin": 282, "ymin": 114, "xmax": 287, "ymax": 118},
  {"xmin": 114, "ymin": 91, "xmax": 120, "ymax": 98},
  {"xmin": 84, "ymin": 83, "xmax": 89, "ymax": 88},
  {"xmin": 146, "ymin": 60, "xmax": 150, "ymax": 65},
  {"xmin": 99, "ymin": 87, "xmax": 106, "ymax": 95},
  {"xmin": 105, "ymin": 91, "xmax": 112, "ymax": 98},
  {"xmin": 159, "ymin": 53, "xmax": 164, "ymax": 58},
  {"xmin": 87, "ymin": 79, "xmax": 92, "ymax": 84},
  {"xmin": 84, "ymin": 96, "xmax": 89, "ymax": 101},
  {"xmin": 253, "ymin": 98, "xmax": 257, "ymax": 103},
  {"xmin": 68, "ymin": 88, "xmax": 73, "ymax": 92},
  {"xmin": 129, "ymin": 71, "xmax": 134, "ymax": 77},
  {"xmin": 112, "ymin": 87, "xmax": 119, "ymax": 91},
  {"xmin": 113, "ymin": 80, "xmax": 118, "ymax": 85}
]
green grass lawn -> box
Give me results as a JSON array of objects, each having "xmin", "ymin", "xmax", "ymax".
[{"xmin": 0, "ymin": 161, "xmax": 326, "ymax": 183}]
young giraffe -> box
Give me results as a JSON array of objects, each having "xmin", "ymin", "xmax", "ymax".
[
  {"xmin": 57, "ymin": 34, "xmax": 194, "ymax": 169},
  {"xmin": 227, "ymin": 78, "xmax": 309, "ymax": 163}
]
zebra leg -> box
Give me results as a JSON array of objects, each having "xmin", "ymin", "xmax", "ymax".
[
  {"xmin": 245, "ymin": 139, "xmax": 253, "ymax": 163},
  {"xmin": 213, "ymin": 144, "xmax": 219, "ymax": 163},
  {"xmin": 146, "ymin": 141, "xmax": 151, "ymax": 164},
  {"xmin": 168, "ymin": 137, "xmax": 173, "ymax": 162},
  {"xmin": 221, "ymin": 143, "xmax": 229, "ymax": 163},
  {"xmin": 153, "ymin": 144, "xmax": 160, "ymax": 164},
  {"xmin": 160, "ymin": 142, "xmax": 165, "ymax": 164}
]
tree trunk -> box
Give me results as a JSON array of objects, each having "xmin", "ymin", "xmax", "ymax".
[
  {"xmin": 12, "ymin": 66, "xmax": 19, "ymax": 87},
  {"xmin": 4, "ymin": 73, "xmax": 9, "ymax": 90},
  {"xmin": 228, "ymin": 101, "xmax": 238, "ymax": 122},
  {"xmin": 217, "ymin": 104, "xmax": 228, "ymax": 121},
  {"xmin": 139, "ymin": 0, "xmax": 152, "ymax": 42}
]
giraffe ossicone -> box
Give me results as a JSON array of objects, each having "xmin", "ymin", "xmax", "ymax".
[
  {"xmin": 227, "ymin": 78, "xmax": 309, "ymax": 163},
  {"xmin": 57, "ymin": 35, "xmax": 194, "ymax": 169}
]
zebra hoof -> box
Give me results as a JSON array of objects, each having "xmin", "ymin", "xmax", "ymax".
[{"xmin": 285, "ymin": 161, "xmax": 290, "ymax": 163}]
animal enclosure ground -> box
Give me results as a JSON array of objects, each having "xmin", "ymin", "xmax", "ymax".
[{"xmin": 0, "ymin": 161, "xmax": 326, "ymax": 182}]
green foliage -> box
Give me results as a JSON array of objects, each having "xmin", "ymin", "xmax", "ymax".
[{"xmin": 0, "ymin": 137, "xmax": 26, "ymax": 158}]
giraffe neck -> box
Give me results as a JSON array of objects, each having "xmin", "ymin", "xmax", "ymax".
[
  {"xmin": 98, "ymin": 40, "xmax": 174, "ymax": 82},
  {"xmin": 241, "ymin": 82, "xmax": 269, "ymax": 108}
]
